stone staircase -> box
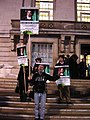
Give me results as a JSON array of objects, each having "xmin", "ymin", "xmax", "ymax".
[
  {"xmin": 0, "ymin": 37, "xmax": 19, "ymax": 78},
  {"xmin": 0, "ymin": 77, "xmax": 90, "ymax": 120}
]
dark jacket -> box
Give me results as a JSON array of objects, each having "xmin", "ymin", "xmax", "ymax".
[
  {"xmin": 17, "ymin": 66, "xmax": 29, "ymax": 92},
  {"xmin": 30, "ymin": 72, "xmax": 59, "ymax": 93}
]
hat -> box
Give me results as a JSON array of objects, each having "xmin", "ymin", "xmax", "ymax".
[{"xmin": 35, "ymin": 57, "xmax": 42, "ymax": 62}]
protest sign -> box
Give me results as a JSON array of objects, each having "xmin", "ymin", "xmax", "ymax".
[
  {"xmin": 17, "ymin": 45, "xmax": 28, "ymax": 66},
  {"xmin": 55, "ymin": 65, "xmax": 70, "ymax": 86},
  {"xmin": 20, "ymin": 7, "xmax": 39, "ymax": 34}
]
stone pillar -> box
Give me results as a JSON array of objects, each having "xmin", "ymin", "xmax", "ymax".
[
  {"xmin": 22, "ymin": 0, "xmax": 25, "ymax": 7},
  {"xmin": 15, "ymin": 34, "xmax": 24, "ymax": 48},
  {"xmin": 10, "ymin": 34, "xmax": 14, "ymax": 51},
  {"xmin": 70, "ymin": 35, "xmax": 75, "ymax": 53},
  {"xmin": 31, "ymin": 0, "xmax": 36, "ymax": 7},
  {"xmin": 20, "ymin": 34, "xmax": 24, "ymax": 43},
  {"xmin": 60, "ymin": 35, "xmax": 65, "ymax": 52},
  {"xmin": 65, "ymin": 45, "xmax": 69, "ymax": 55},
  {"xmin": 64, "ymin": 36, "xmax": 71, "ymax": 55}
]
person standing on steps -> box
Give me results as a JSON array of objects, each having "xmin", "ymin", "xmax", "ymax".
[
  {"xmin": 17, "ymin": 65, "xmax": 29, "ymax": 102},
  {"xmin": 78, "ymin": 58, "xmax": 87, "ymax": 79},
  {"xmin": 28, "ymin": 63, "xmax": 61, "ymax": 120},
  {"xmin": 53, "ymin": 55, "xmax": 71, "ymax": 103},
  {"xmin": 28, "ymin": 58, "xmax": 42, "ymax": 100}
]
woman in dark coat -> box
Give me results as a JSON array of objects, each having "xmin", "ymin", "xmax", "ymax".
[
  {"xmin": 17, "ymin": 66, "xmax": 29, "ymax": 102},
  {"xmin": 69, "ymin": 54, "xmax": 79, "ymax": 79}
]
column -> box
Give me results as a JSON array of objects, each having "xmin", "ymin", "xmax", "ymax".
[
  {"xmin": 31, "ymin": 0, "xmax": 36, "ymax": 7},
  {"xmin": 64, "ymin": 36, "xmax": 71, "ymax": 55},
  {"xmin": 70, "ymin": 35, "xmax": 75, "ymax": 53},
  {"xmin": 60, "ymin": 35, "xmax": 65, "ymax": 52},
  {"xmin": 20, "ymin": 34, "xmax": 24, "ymax": 45},
  {"xmin": 10, "ymin": 34, "xmax": 14, "ymax": 51}
]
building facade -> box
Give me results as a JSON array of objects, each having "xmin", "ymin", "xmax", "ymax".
[{"xmin": 0, "ymin": 0, "xmax": 90, "ymax": 75}]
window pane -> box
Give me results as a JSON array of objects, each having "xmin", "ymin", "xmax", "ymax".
[
  {"xmin": 36, "ymin": 0, "xmax": 53, "ymax": 1},
  {"xmin": 31, "ymin": 43, "xmax": 53, "ymax": 67},
  {"xmin": 36, "ymin": 0, "xmax": 53, "ymax": 20},
  {"xmin": 77, "ymin": 0, "xmax": 90, "ymax": 22}
]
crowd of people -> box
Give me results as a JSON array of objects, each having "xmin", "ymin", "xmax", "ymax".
[
  {"xmin": 16, "ymin": 54, "xmax": 88, "ymax": 120},
  {"xmin": 64, "ymin": 54, "xmax": 87, "ymax": 79}
]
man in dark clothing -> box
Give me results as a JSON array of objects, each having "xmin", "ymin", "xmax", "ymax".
[
  {"xmin": 29, "ymin": 64, "xmax": 60, "ymax": 120},
  {"xmin": 78, "ymin": 58, "xmax": 87, "ymax": 79},
  {"xmin": 69, "ymin": 54, "xmax": 79, "ymax": 79},
  {"xmin": 17, "ymin": 65, "xmax": 29, "ymax": 102}
]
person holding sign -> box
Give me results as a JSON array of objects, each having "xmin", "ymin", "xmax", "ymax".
[
  {"xmin": 53, "ymin": 55, "xmax": 71, "ymax": 103},
  {"xmin": 29, "ymin": 63, "xmax": 61, "ymax": 120}
]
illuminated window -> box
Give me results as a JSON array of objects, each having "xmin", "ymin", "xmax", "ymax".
[
  {"xmin": 36, "ymin": 0, "xmax": 53, "ymax": 20},
  {"xmin": 77, "ymin": 0, "xmax": 90, "ymax": 22}
]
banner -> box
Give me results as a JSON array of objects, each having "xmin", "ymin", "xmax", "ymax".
[{"xmin": 20, "ymin": 7, "xmax": 39, "ymax": 34}]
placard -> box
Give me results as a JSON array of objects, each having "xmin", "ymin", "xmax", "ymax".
[
  {"xmin": 36, "ymin": 63, "xmax": 50, "ymax": 74},
  {"xmin": 20, "ymin": 7, "xmax": 39, "ymax": 34},
  {"xmin": 17, "ymin": 45, "xmax": 28, "ymax": 66},
  {"xmin": 55, "ymin": 65, "xmax": 70, "ymax": 86},
  {"xmin": 55, "ymin": 77, "xmax": 70, "ymax": 86},
  {"xmin": 55, "ymin": 65, "xmax": 70, "ymax": 77}
]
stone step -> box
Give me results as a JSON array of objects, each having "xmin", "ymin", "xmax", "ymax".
[
  {"xmin": 0, "ymin": 79, "xmax": 90, "ymax": 98},
  {"xmin": 0, "ymin": 62, "xmax": 18, "ymax": 67},
  {"xmin": 0, "ymin": 56, "xmax": 17, "ymax": 61},
  {"xmin": 0, "ymin": 48, "xmax": 10, "ymax": 52},
  {"xmin": 0, "ymin": 91, "xmax": 89, "ymax": 103},
  {"xmin": 0, "ymin": 99, "xmax": 90, "ymax": 108},
  {"xmin": 0, "ymin": 83, "xmax": 89, "ymax": 93},
  {"xmin": 0, "ymin": 82, "xmax": 89, "ymax": 87},
  {"xmin": 0, "ymin": 87, "xmax": 89, "ymax": 96},
  {"xmin": 0, "ymin": 113, "xmax": 90, "ymax": 120},
  {"xmin": 0, "ymin": 93, "xmax": 90, "ymax": 103},
  {"xmin": 0, "ymin": 51, "xmax": 16, "ymax": 56},
  {"xmin": 0, "ymin": 77, "xmax": 90, "ymax": 120},
  {"xmin": 0, "ymin": 38, "xmax": 10, "ymax": 43},
  {"xmin": 0, "ymin": 106, "xmax": 90, "ymax": 116},
  {"xmin": 0, "ymin": 92, "xmax": 19, "ymax": 96},
  {"xmin": 0, "ymin": 82, "xmax": 89, "ymax": 88},
  {"xmin": 0, "ymin": 69, "xmax": 19, "ymax": 78},
  {"xmin": 0, "ymin": 42, "xmax": 11, "ymax": 47},
  {"xmin": 0, "ymin": 79, "xmax": 90, "ymax": 85},
  {"xmin": 0, "ymin": 77, "xmax": 90, "ymax": 82}
]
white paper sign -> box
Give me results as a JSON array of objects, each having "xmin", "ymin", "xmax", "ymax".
[
  {"xmin": 17, "ymin": 56, "xmax": 28, "ymax": 66},
  {"xmin": 17, "ymin": 45, "xmax": 28, "ymax": 66},
  {"xmin": 20, "ymin": 21, "xmax": 39, "ymax": 34},
  {"xmin": 20, "ymin": 7, "xmax": 39, "ymax": 35},
  {"xmin": 55, "ymin": 76, "xmax": 70, "ymax": 86}
]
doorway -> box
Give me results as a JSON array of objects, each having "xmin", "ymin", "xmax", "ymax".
[{"xmin": 81, "ymin": 44, "xmax": 90, "ymax": 77}]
